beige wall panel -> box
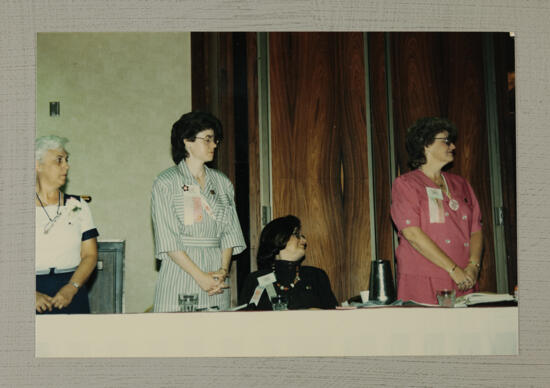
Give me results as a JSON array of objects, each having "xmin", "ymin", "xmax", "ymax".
[{"xmin": 36, "ymin": 32, "xmax": 192, "ymax": 312}]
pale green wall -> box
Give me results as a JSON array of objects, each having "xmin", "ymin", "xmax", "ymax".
[{"xmin": 36, "ymin": 33, "xmax": 192, "ymax": 313}]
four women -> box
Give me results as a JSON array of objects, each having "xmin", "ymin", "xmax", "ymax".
[{"xmin": 36, "ymin": 114, "xmax": 484, "ymax": 312}]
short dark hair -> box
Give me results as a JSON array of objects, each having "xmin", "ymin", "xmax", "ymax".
[
  {"xmin": 170, "ymin": 111, "xmax": 224, "ymax": 164},
  {"xmin": 256, "ymin": 215, "xmax": 301, "ymax": 270},
  {"xmin": 405, "ymin": 117, "xmax": 458, "ymax": 170}
]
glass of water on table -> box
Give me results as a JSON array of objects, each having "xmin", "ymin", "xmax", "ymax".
[
  {"xmin": 178, "ymin": 293, "xmax": 199, "ymax": 312},
  {"xmin": 436, "ymin": 289, "xmax": 456, "ymax": 308},
  {"xmin": 271, "ymin": 294, "xmax": 289, "ymax": 311}
]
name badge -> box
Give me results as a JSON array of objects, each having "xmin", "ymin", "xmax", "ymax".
[
  {"xmin": 183, "ymin": 185, "xmax": 202, "ymax": 225},
  {"xmin": 257, "ymin": 272, "xmax": 277, "ymax": 301},
  {"xmin": 265, "ymin": 283, "xmax": 277, "ymax": 299},
  {"xmin": 426, "ymin": 187, "xmax": 445, "ymax": 223},
  {"xmin": 257, "ymin": 272, "xmax": 276, "ymax": 287},
  {"xmin": 426, "ymin": 187, "xmax": 443, "ymax": 200},
  {"xmin": 250, "ymin": 286, "xmax": 264, "ymax": 306},
  {"xmin": 200, "ymin": 195, "xmax": 214, "ymax": 217}
]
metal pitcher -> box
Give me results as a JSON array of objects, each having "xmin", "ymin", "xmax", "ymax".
[{"xmin": 368, "ymin": 259, "xmax": 396, "ymax": 304}]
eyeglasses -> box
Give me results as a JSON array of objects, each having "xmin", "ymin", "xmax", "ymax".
[
  {"xmin": 195, "ymin": 135, "xmax": 220, "ymax": 145},
  {"xmin": 292, "ymin": 231, "xmax": 306, "ymax": 239},
  {"xmin": 433, "ymin": 137, "xmax": 455, "ymax": 146}
]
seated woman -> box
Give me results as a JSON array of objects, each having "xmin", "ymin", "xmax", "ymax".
[
  {"xmin": 35, "ymin": 135, "xmax": 99, "ymax": 314},
  {"xmin": 239, "ymin": 215, "xmax": 338, "ymax": 310}
]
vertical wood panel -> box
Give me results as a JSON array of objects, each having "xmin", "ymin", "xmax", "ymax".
[
  {"xmin": 391, "ymin": 32, "xmax": 447, "ymax": 175},
  {"xmin": 191, "ymin": 32, "xmax": 235, "ymax": 182},
  {"xmin": 444, "ymin": 32, "xmax": 496, "ymax": 291},
  {"xmin": 191, "ymin": 32, "xmax": 209, "ymax": 110},
  {"xmin": 367, "ymin": 32, "xmax": 395, "ymax": 271},
  {"xmin": 269, "ymin": 32, "xmax": 372, "ymax": 302},
  {"xmin": 336, "ymin": 32, "xmax": 372, "ymax": 297},
  {"xmin": 246, "ymin": 32, "xmax": 261, "ymax": 273},
  {"xmin": 494, "ymin": 32, "xmax": 517, "ymax": 292},
  {"xmin": 270, "ymin": 32, "xmax": 347, "ymax": 301},
  {"xmin": 215, "ymin": 32, "xmax": 236, "ymax": 183}
]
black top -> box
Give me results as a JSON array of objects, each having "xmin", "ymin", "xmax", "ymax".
[{"xmin": 238, "ymin": 260, "xmax": 338, "ymax": 310}]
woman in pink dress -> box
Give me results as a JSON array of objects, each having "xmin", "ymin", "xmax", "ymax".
[{"xmin": 390, "ymin": 117, "xmax": 483, "ymax": 304}]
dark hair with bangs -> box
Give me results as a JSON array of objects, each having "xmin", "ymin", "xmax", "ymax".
[{"xmin": 170, "ymin": 111, "xmax": 224, "ymax": 165}]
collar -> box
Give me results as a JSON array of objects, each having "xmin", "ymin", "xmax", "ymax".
[
  {"xmin": 414, "ymin": 168, "xmax": 447, "ymax": 189},
  {"xmin": 273, "ymin": 259, "xmax": 303, "ymax": 284},
  {"xmin": 178, "ymin": 161, "xmax": 213, "ymax": 183}
]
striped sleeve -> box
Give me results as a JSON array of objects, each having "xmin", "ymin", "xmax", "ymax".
[
  {"xmin": 151, "ymin": 178, "xmax": 184, "ymax": 260},
  {"xmin": 220, "ymin": 179, "xmax": 246, "ymax": 255}
]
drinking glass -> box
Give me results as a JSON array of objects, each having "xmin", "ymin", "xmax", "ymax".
[
  {"xmin": 436, "ymin": 289, "xmax": 456, "ymax": 308},
  {"xmin": 178, "ymin": 293, "xmax": 199, "ymax": 312},
  {"xmin": 271, "ymin": 295, "xmax": 289, "ymax": 311}
]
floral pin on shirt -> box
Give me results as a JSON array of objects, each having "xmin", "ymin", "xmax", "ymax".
[{"xmin": 65, "ymin": 197, "xmax": 82, "ymax": 225}]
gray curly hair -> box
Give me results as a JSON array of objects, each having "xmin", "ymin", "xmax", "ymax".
[{"xmin": 35, "ymin": 135, "xmax": 69, "ymax": 162}]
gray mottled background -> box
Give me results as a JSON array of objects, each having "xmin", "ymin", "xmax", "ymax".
[{"xmin": 1, "ymin": 0, "xmax": 549, "ymax": 386}]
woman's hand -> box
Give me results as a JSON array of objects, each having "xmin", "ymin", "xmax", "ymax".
[
  {"xmin": 210, "ymin": 268, "xmax": 228, "ymax": 282},
  {"xmin": 167, "ymin": 250, "xmax": 230, "ymax": 296},
  {"xmin": 36, "ymin": 292, "xmax": 53, "ymax": 313},
  {"xmin": 449, "ymin": 266, "xmax": 474, "ymax": 291},
  {"xmin": 51, "ymin": 284, "xmax": 78, "ymax": 310},
  {"xmin": 208, "ymin": 269, "xmax": 230, "ymax": 296},
  {"xmin": 197, "ymin": 271, "xmax": 229, "ymax": 296},
  {"xmin": 463, "ymin": 263, "xmax": 480, "ymax": 289}
]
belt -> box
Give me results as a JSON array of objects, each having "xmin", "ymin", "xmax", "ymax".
[
  {"xmin": 36, "ymin": 266, "xmax": 78, "ymax": 275},
  {"xmin": 181, "ymin": 237, "xmax": 220, "ymax": 248}
]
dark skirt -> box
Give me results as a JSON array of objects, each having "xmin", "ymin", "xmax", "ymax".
[{"xmin": 36, "ymin": 271, "xmax": 90, "ymax": 314}]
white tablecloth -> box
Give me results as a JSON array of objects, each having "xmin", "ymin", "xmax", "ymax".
[{"xmin": 36, "ymin": 307, "xmax": 518, "ymax": 357}]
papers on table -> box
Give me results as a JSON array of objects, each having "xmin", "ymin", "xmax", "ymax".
[
  {"xmin": 455, "ymin": 292, "xmax": 516, "ymax": 307},
  {"xmin": 344, "ymin": 300, "xmax": 406, "ymax": 308},
  {"xmin": 340, "ymin": 292, "xmax": 517, "ymax": 309}
]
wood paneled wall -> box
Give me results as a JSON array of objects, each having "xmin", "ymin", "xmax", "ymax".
[
  {"xmin": 191, "ymin": 32, "xmax": 236, "ymax": 183},
  {"xmin": 494, "ymin": 33, "xmax": 517, "ymax": 291},
  {"xmin": 246, "ymin": 32, "xmax": 262, "ymax": 273},
  {"xmin": 269, "ymin": 32, "xmax": 372, "ymax": 302},
  {"xmin": 191, "ymin": 31, "xmax": 515, "ymax": 303}
]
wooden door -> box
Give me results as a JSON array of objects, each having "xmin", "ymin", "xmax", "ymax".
[{"xmin": 269, "ymin": 32, "xmax": 372, "ymax": 302}]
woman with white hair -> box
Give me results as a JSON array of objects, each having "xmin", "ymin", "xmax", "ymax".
[{"xmin": 35, "ymin": 135, "xmax": 99, "ymax": 314}]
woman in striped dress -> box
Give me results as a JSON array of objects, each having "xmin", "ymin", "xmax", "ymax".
[{"xmin": 151, "ymin": 111, "xmax": 246, "ymax": 312}]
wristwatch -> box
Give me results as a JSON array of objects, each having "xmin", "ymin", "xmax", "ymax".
[{"xmin": 70, "ymin": 281, "xmax": 81, "ymax": 289}]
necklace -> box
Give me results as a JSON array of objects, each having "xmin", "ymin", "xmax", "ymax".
[
  {"xmin": 36, "ymin": 191, "xmax": 61, "ymax": 233},
  {"xmin": 273, "ymin": 264, "xmax": 301, "ymax": 291},
  {"xmin": 420, "ymin": 169, "xmax": 459, "ymax": 211},
  {"xmin": 440, "ymin": 175, "xmax": 459, "ymax": 211}
]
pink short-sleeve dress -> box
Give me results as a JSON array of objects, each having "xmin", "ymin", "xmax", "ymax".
[{"xmin": 390, "ymin": 169, "xmax": 482, "ymax": 304}]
